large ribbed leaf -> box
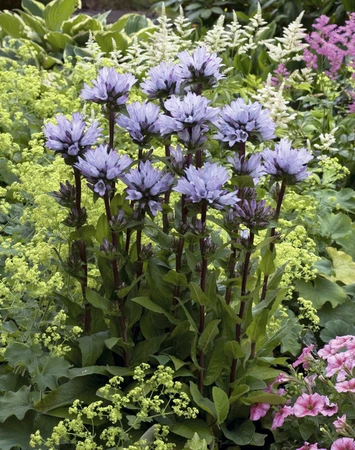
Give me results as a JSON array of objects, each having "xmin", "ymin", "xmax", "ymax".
[
  {"xmin": 21, "ymin": 0, "xmax": 45, "ymax": 18},
  {"xmin": 44, "ymin": 0, "xmax": 77, "ymax": 31},
  {"xmin": 0, "ymin": 12, "xmax": 25, "ymax": 38}
]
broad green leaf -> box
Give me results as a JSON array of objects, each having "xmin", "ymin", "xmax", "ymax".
[
  {"xmin": 183, "ymin": 432, "xmax": 208, "ymax": 450},
  {"xmin": 242, "ymin": 392, "xmax": 286, "ymax": 405},
  {"xmin": 131, "ymin": 296, "xmax": 177, "ymax": 324},
  {"xmin": 71, "ymin": 17, "xmax": 103, "ymax": 34},
  {"xmin": 163, "ymin": 269, "xmax": 188, "ymax": 287},
  {"xmin": 204, "ymin": 338, "xmax": 226, "ymax": 385},
  {"xmin": 0, "ymin": 412, "xmax": 37, "ymax": 450},
  {"xmin": 34, "ymin": 376, "xmax": 102, "ymax": 413},
  {"xmin": 198, "ymin": 320, "xmax": 220, "ymax": 353},
  {"xmin": 259, "ymin": 249, "xmax": 275, "ymax": 276},
  {"xmin": 229, "ymin": 384, "xmax": 250, "ymax": 404},
  {"xmin": 0, "ymin": 386, "xmax": 37, "ymax": 422},
  {"xmin": 4, "ymin": 342, "xmax": 42, "ymax": 370},
  {"xmin": 320, "ymin": 319, "xmax": 355, "ymax": 342},
  {"xmin": 86, "ymin": 288, "xmax": 111, "ymax": 312},
  {"xmin": 221, "ymin": 420, "xmax": 255, "ymax": 445},
  {"xmin": 319, "ymin": 298, "xmax": 355, "ymax": 326},
  {"xmin": 95, "ymin": 212, "xmax": 110, "ymax": 244},
  {"xmin": 171, "ymin": 419, "xmax": 212, "ymax": 444},
  {"xmin": 295, "ymin": 276, "xmax": 347, "ymax": 309},
  {"xmin": 130, "ymin": 334, "xmax": 167, "ymax": 366},
  {"xmin": 45, "ymin": 31, "xmax": 75, "ymax": 49},
  {"xmin": 189, "ymin": 382, "xmax": 217, "ymax": 418},
  {"xmin": 18, "ymin": 10, "xmax": 47, "ymax": 37},
  {"xmin": 44, "ymin": 0, "xmax": 77, "ymax": 31},
  {"xmin": 95, "ymin": 30, "xmax": 128, "ymax": 53},
  {"xmin": 319, "ymin": 212, "xmax": 352, "ymax": 241},
  {"xmin": 212, "ymin": 387, "xmax": 229, "ymax": 424},
  {"xmin": 125, "ymin": 14, "xmax": 149, "ymax": 35},
  {"xmin": 78, "ymin": 331, "xmax": 108, "ymax": 366},
  {"xmin": 32, "ymin": 356, "xmax": 71, "ymax": 391},
  {"xmin": 0, "ymin": 12, "xmax": 25, "ymax": 38},
  {"xmin": 327, "ymin": 247, "xmax": 355, "ymax": 285},
  {"xmin": 22, "ymin": 0, "xmax": 45, "ymax": 17},
  {"xmin": 246, "ymin": 310, "xmax": 268, "ymax": 350},
  {"xmin": 225, "ymin": 340, "xmax": 244, "ymax": 359},
  {"xmin": 190, "ymin": 282, "xmax": 211, "ymax": 306}
]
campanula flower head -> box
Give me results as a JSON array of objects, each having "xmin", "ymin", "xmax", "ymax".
[
  {"xmin": 173, "ymin": 162, "xmax": 239, "ymax": 210},
  {"xmin": 122, "ymin": 160, "xmax": 175, "ymax": 217},
  {"xmin": 81, "ymin": 68, "xmax": 137, "ymax": 111},
  {"xmin": 43, "ymin": 112, "xmax": 102, "ymax": 165},
  {"xmin": 262, "ymin": 139, "xmax": 313, "ymax": 184},
  {"xmin": 170, "ymin": 144, "xmax": 187, "ymax": 174},
  {"xmin": 177, "ymin": 46, "xmax": 224, "ymax": 92},
  {"xmin": 233, "ymin": 199, "xmax": 274, "ymax": 230},
  {"xmin": 140, "ymin": 62, "xmax": 181, "ymax": 99},
  {"xmin": 74, "ymin": 144, "xmax": 132, "ymax": 196},
  {"xmin": 228, "ymin": 153, "xmax": 266, "ymax": 185},
  {"xmin": 159, "ymin": 92, "xmax": 219, "ymax": 149},
  {"xmin": 215, "ymin": 98, "xmax": 276, "ymax": 146},
  {"xmin": 116, "ymin": 101, "xmax": 161, "ymax": 146}
]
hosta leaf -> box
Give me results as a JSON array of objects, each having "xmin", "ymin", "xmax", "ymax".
[
  {"xmin": 0, "ymin": 12, "xmax": 25, "ymax": 38},
  {"xmin": 44, "ymin": 0, "xmax": 77, "ymax": 31},
  {"xmin": 22, "ymin": 0, "xmax": 45, "ymax": 17}
]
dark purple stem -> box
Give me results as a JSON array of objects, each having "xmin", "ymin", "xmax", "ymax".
[
  {"xmin": 109, "ymin": 110, "xmax": 115, "ymax": 150},
  {"xmin": 74, "ymin": 167, "xmax": 89, "ymax": 332},
  {"xmin": 163, "ymin": 142, "xmax": 171, "ymax": 233},
  {"xmin": 239, "ymin": 141, "xmax": 246, "ymax": 159},
  {"xmin": 198, "ymin": 201, "xmax": 208, "ymax": 394},
  {"xmin": 260, "ymin": 180, "xmax": 287, "ymax": 302},
  {"xmin": 225, "ymin": 240, "xmax": 237, "ymax": 305},
  {"xmin": 104, "ymin": 191, "xmax": 128, "ymax": 366}
]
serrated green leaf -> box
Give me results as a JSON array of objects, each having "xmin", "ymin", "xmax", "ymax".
[
  {"xmin": 295, "ymin": 277, "xmax": 347, "ymax": 309},
  {"xmin": 326, "ymin": 247, "xmax": 355, "ymax": 285},
  {"xmin": 44, "ymin": 0, "xmax": 77, "ymax": 31},
  {"xmin": 319, "ymin": 212, "xmax": 352, "ymax": 240},
  {"xmin": 0, "ymin": 412, "xmax": 37, "ymax": 450},
  {"xmin": 0, "ymin": 386, "xmax": 37, "ymax": 422},
  {"xmin": 212, "ymin": 387, "xmax": 229, "ymax": 424}
]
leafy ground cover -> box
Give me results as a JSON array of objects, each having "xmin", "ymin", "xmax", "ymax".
[{"xmin": 2, "ymin": 1, "xmax": 355, "ymax": 449}]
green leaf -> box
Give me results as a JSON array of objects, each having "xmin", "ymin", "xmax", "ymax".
[
  {"xmin": 0, "ymin": 412, "xmax": 37, "ymax": 450},
  {"xmin": 295, "ymin": 276, "xmax": 347, "ymax": 309},
  {"xmin": 32, "ymin": 356, "xmax": 71, "ymax": 391},
  {"xmin": 221, "ymin": 420, "xmax": 255, "ymax": 445},
  {"xmin": 320, "ymin": 319, "xmax": 355, "ymax": 342},
  {"xmin": 259, "ymin": 249, "xmax": 275, "ymax": 276},
  {"xmin": 246, "ymin": 310, "xmax": 268, "ymax": 351},
  {"xmin": 86, "ymin": 287, "xmax": 111, "ymax": 312},
  {"xmin": 0, "ymin": 386, "xmax": 37, "ymax": 422},
  {"xmin": 171, "ymin": 419, "xmax": 212, "ymax": 444},
  {"xmin": 242, "ymin": 392, "xmax": 286, "ymax": 405},
  {"xmin": 125, "ymin": 14, "xmax": 149, "ymax": 35},
  {"xmin": 78, "ymin": 331, "xmax": 108, "ymax": 366},
  {"xmin": 190, "ymin": 282, "xmax": 211, "ymax": 306},
  {"xmin": 44, "ymin": 0, "xmax": 77, "ymax": 31},
  {"xmin": 22, "ymin": 0, "xmax": 45, "ymax": 17},
  {"xmin": 326, "ymin": 247, "xmax": 355, "ymax": 285},
  {"xmin": 183, "ymin": 432, "xmax": 208, "ymax": 450},
  {"xmin": 45, "ymin": 31, "xmax": 75, "ymax": 49},
  {"xmin": 4, "ymin": 342, "xmax": 42, "ymax": 371},
  {"xmin": 131, "ymin": 296, "xmax": 178, "ymax": 324},
  {"xmin": 131, "ymin": 334, "xmax": 167, "ymax": 366},
  {"xmin": 18, "ymin": 10, "xmax": 47, "ymax": 37},
  {"xmin": 163, "ymin": 270, "xmax": 188, "ymax": 287},
  {"xmin": 95, "ymin": 30, "xmax": 128, "ymax": 53},
  {"xmin": 212, "ymin": 387, "xmax": 229, "ymax": 424},
  {"xmin": 95, "ymin": 212, "xmax": 110, "ymax": 244},
  {"xmin": 189, "ymin": 382, "xmax": 217, "ymax": 418},
  {"xmin": 225, "ymin": 340, "xmax": 244, "ymax": 359},
  {"xmin": 0, "ymin": 12, "xmax": 25, "ymax": 38},
  {"xmin": 319, "ymin": 212, "xmax": 352, "ymax": 240},
  {"xmin": 34, "ymin": 376, "xmax": 102, "ymax": 413},
  {"xmin": 204, "ymin": 338, "xmax": 226, "ymax": 385},
  {"xmin": 198, "ymin": 320, "xmax": 220, "ymax": 353},
  {"xmin": 229, "ymin": 384, "xmax": 250, "ymax": 404}
]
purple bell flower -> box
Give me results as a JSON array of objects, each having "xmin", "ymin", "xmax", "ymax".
[
  {"xmin": 174, "ymin": 162, "xmax": 239, "ymax": 210},
  {"xmin": 228, "ymin": 153, "xmax": 266, "ymax": 185},
  {"xmin": 43, "ymin": 112, "xmax": 102, "ymax": 164},
  {"xmin": 116, "ymin": 101, "xmax": 161, "ymax": 146},
  {"xmin": 262, "ymin": 139, "xmax": 313, "ymax": 184},
  {"xmin": 74, "ymin": 144, "xmax": 132, "ymax": 196},
  {"xmin": 215, "ymin": 98, "xmax": 276, "ymax": 146},
  {"xmin": 140, "ymin": 62, "xmax": 181, "ymax": 99},
  {"xmin": 81, "ymin": 68, "xmax": 137, "ymax": 111},
  {"xmin": 122, "ymin": 160, "xmax": 175, "ymax": 217}
]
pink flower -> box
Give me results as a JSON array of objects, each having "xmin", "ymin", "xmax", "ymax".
[
  {"xmin": 333, "ymin": 415, "xmax": 348, "ymax": 433},
  {"xmin": 250, "ymin": 403, "xmax": 270, "ymax": 421},
  {"xmin": 335, "ymin": 378, "xmax": 355, "ymax": 393},
  {"xmin": 293, "ymin": 393, "xmax": 325, "ymax": 417},
  {"xmin": 320, "ymin": 396, "xmax": 338, "ymax": 416},
  {"xmin": 331, "ymin": 437, "xmax": 355, "ymax": 450},
  {"xmin": 271, "ymin": 405, "xmax": 293, "ymax": 429},
  {"xmin": 293, "ymin": 344, "xmax": 315, "ymax": 369},
  {"xmin": 297, "ymin": 443, "xmax": 327, "ymax": 450}
]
